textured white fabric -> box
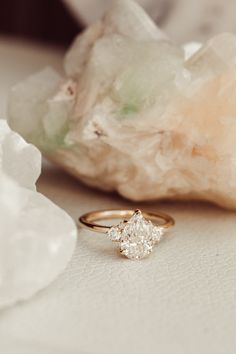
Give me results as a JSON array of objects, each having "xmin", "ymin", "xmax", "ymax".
[{"xmin": 1, "ymin": 37, "xmax": 236, "ymax": 354}]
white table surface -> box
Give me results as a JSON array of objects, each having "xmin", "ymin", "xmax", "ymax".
[{"xmin": 1, "ymin": 37, "xmax": 236, "ymax": 354}]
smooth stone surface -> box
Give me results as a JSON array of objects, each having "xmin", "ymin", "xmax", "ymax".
[
  {"xmin": 0, "ymin": 120, "xmax": 77, "ymax": 309},
  {"xmin": 0, "ymin": 120, "xmax": 41, "ymax": 190}
]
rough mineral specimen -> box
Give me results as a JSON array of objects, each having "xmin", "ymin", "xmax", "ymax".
[
  {"xmin": 0, "ymin": 120, "xmax": 77, "ymax": 308},
  {"xmin": 7, "ymin": 0, "xmax": 236, "ymax": 209}
]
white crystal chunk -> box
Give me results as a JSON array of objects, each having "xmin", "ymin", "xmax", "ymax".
[
  {"xmin": 0, "ymin": 119, "xmax": 41, "ymax": 190},
  {"xmin": 0, "ymin": 120, "xmax": 77, "ymax": 309},
  {"xmin": 8, "ymin": 1, "xmax": 236, "ymax": 209}
]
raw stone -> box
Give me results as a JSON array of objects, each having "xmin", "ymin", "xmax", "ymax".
[
  {"xmin": 7, "ymin": 0, "xmax": 236, "ymax": 209},
  {"xmin": 0, "ymin": 120, "xmax": 77, "ymax": 308}
]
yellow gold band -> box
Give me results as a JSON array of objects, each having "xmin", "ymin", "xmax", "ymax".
[{"xmin": 79, "ymin": 209, "xmax": 175, "ymax": 234}]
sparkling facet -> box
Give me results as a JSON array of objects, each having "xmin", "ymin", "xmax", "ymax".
[
  {"xmin": 108, "ymin": 210, "xmax": 163, "ymax": 260},
  {"xmin": 152, "ymin": 226, "xmax": 164, "ymax": 242},
  {"xmin": 107, "ymin": 225, "xmax": 121, "ymax": 241}
]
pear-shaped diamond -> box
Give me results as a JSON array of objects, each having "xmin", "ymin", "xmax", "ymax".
[{"xmin": 108, "ymin": 210, "xmax": 163, "ymax": 260}]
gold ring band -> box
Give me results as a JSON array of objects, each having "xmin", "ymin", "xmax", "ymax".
[{"xmin": 79, "ymin": 209, "xmax": 175, "ymax": 233}]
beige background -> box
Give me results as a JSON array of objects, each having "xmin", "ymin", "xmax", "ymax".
[
  {"xmin": 1, "ymin": 37, "xmax": 236, "ymax": 354},
  {"xmin": 64, "ymin": 0, "xmax": 236, "ymax": 43}
]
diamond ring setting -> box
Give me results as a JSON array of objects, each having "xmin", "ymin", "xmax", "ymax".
[{"xmin": 79, "ymin": 209, "xmax": 175, "ymax": 260}]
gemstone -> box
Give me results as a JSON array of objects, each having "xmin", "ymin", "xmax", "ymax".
[
  {"xmin": 152, "ymin": 226, "xmax": 164, "ymax": 242},
  {"xmin": 108, "ymin": 224, "xmax": 122, "ymax": 241},
  {"xmin": 108, "ymin": 210, "xmax": 163, "ymax": 260}
]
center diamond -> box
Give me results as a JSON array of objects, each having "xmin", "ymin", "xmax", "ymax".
[{"xmin": 107, "ymin": 210, "xmax": 163, "ymax": 260}]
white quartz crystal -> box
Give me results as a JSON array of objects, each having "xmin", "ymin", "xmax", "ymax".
[
  {"xmin": 7, "ymin": 0, "xmax": 236, "ymax": 209},
  {"xmin": 0, "ymin": 120, "xmax": 77, "ymax": 308},
  {"xmin": 0, "ymin": 118, "xmax": 41, "ymax": 190}
]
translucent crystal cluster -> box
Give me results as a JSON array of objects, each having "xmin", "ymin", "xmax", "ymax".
[
  {"xmin": 108, "ymin": 210, "xmax": 163, "ymax": 260},
  {"xmin": 7, "ymin": 0, "xmax": 236, "ymax": 209},
  {"xmin": 0, "ymin": 120, "xmax": 77, "ymax": 308}
]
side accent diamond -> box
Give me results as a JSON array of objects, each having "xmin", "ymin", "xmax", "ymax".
[{"xmin": 107, "ymin": 225, "xmax": 122, "ymax": 241}]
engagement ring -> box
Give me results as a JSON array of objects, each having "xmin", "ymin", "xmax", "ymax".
[{"xmin": 79, "ymin": 209, "xmax": 175, "ymax": 260}]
